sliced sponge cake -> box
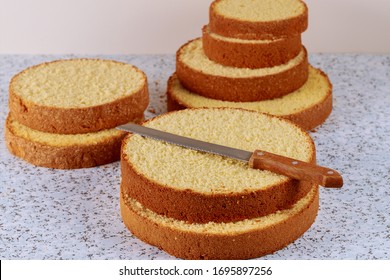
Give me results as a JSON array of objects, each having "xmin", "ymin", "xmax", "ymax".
[
  {"xmin": 176, "ymin": 38, "xmax": 308, "ymax": 102},
  {"xmin": 5, "ymin": 115, "xmax": 140, "ymax": 169},
  {"xmin": 121, "ymin": 108, "xmax": 316, "ymax": 223},
  {"xmin": 202, "ymin": 25, "xmax": 302, "ymax": 68},
  {"xmin": 9, "ymin": 59, "xmax": 149, "ymax": 134},
  {"xmin": 209, "ymin": 0, "xmax": 308, "ymax": 40},
  {"xmin": 168, "ymin": 66, "xmax": 333, "ymax": 131},
  {"xmin": 120, "ymin": 182, "xmax": 319, "ymax": 260}
]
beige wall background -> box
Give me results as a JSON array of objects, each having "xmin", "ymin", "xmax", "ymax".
[{"xmin": 0, "ymin": 0, "xmax": 389, "ymax": 54}]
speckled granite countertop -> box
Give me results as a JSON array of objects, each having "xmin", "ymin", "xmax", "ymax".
[{"xmin": 0, "ymin": 54, "xmax": 389, "ymax": 260}]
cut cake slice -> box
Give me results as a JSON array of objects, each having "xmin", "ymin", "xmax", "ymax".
[
  {"xmin": 202, "ymin": 25, "xmax": 302, "ymax": 68},
  {"xmin": 9, "ymin": 59, "xmax": 149, "ymax": 134},
  {"xmin": 120, "ymin": 184, "xmax": 319, "ymax": 260},
  {"xmin": 167, "ymin": 66, "xmax": 333, "ymax": 131},
  {"xmin": 4, "ymin": 115, "xmax": 142, "ymax": 169},
  {"xmin": 209, "ymin": 0, "xmax": 308, "ymax": 40},
  {"xmin": 176, "ymin": 38, "xmax": 308, "ymax": 102},
  {"xmin": 121, "ymin": 108, "xmax": 316, "ymax": 223}
]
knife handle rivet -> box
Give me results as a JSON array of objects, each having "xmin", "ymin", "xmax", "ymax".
[
  {"xmin": 327, "ymin": 171, "xmax": 334, "ymax": 175},
  {"xmin": 292, "ymin": 161, "xmax": 299, "ymax": 165},
  {"xmin": 257, "ymin": 152, "xmax": 265, "ymax": 156}
]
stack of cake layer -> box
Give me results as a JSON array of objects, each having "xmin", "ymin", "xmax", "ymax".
[
  {"xmin": 5, "ymin": 59, "xmax": 149, "ymax": 169},
  {"xmin": 167, "ymin": 0, "xmax": 333, "ymax": 131},
  {"xmin": 120, "ymin": 108, "xmax": 319, "ymax": 259}
]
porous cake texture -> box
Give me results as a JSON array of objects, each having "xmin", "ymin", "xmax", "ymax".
[
  {"xmin": 9, "ymin": 59, "xmax": 149, "ymax": 134},
  {"xmin": 176, "ymin": 39, "xmax": 308, "ymax": 102},
  {"xmin": 202, "ymin": 25, "xmax": 302, "ymax": 68},
  {"xmin": 167, "ymin": 66, "xmax": 333, "ymax": 131},
  {"xmin": 120, "ymin": 184, "xmax": 319, "ymax": 260},
  {"xmin": 121, "ymin": 108, "xmax": 316, "ymax": 224},
  {"xmin": 5, "ymin": 115, "xmax": 136, "ymax": 169},
  {"xmin": 209, "ymin": 0, "xmax": 308, "ymax": 40}
]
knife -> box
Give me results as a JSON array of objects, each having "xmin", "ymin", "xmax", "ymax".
[{"xmin": 117, "ymin": 123, "xmax": 343, "ymax": 188}]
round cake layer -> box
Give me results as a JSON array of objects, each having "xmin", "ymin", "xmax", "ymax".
[
  {"xmin": 176, "ymin": 38, "xmax": 308, "ymax": 102},
  {"xmin": 9, "ymin": 58, "xmax": 149, "ymax": 134},
  {"xmin": 209, "ymin": 0, "xmax": 308, "ymax": 40},
  {"xmin": 202, "ymin": 25, "xmax": 302, "ymax": 68},
  {"xmin": 4, "ymin": 115, "xmax": 139, "ymax": 169},
  {"xmin": 121, "ymin": 108, "xmax": 315, "ymax": 223},
  {"xmin": 120, "ymin": 184, "xmax": 319, "ymax": 260},
  {"xmin": 167, "ymin": 66, "xmax": 333, "ymax": 131}
]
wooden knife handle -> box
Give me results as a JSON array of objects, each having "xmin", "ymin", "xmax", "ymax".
[{"xmin": 248, "ymin": 150, "xmax": 343, "ymax": 188}]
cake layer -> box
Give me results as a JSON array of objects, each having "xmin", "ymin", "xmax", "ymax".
[
  {"xmin": 9, "ymin": 59, "xmax": 149, "ymax": 134},
  {"xmin": 209, "ymin": 0, "xmax": 308, "ymax": 40},
  {"xmin": 121, "ymin": 108, "xmax": 315, "ymax": 223},
  {"xmin": 176, "ymin": 38, "xmax": 308, "ymax": 102},
  {"xmin": 202, "ymin": 25, "xmax": 302, "ymax": 68},
  {"xmin": 4, "ymin": 115, "xmax": 141, "ymax": 169},
  {"xmin": 167, "ymin": 66, "xmax": 333, "ymax": 131},
  {"xmin": 120, "ymin": 184, "xmax": 319, "ymax": 260}
]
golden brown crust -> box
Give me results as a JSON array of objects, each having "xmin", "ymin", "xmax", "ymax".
[
  {"xmin": 209, "ymin": 0, "xmax": 308, "ymax": 40},
  {"xmin": 166, "ymin": 70, "xmax": 333, "ymax": 131},
  {"xmin": 122, "ymin": 150, "xmax": 314, "ymax": 223},
  {"xmin": 167, "ymin": 92, "xmax": 187, "ymax": 112},
  {"xmin": 9, "ymin": 59, "xmax": 149, "ymax": 134},
  {"xmin": 5, "ymin": 115, "xmax": 131, "ymax": 169},
  {"xmin": 288, "ymin": 82, "xmax": 333, "ymax": 131},
  {"xmin": 176, "ymin": 41, "xmax": 309, "ymax": 102},
  {"xmin": 120, "ymin": 185, "xmax": 319, "ymax": 260},
  {"xmin": 202, "ymin": 25, "xmax": 302, "ymax": 68},
  {"xmin": 120, "ymin": 108, "xmax": 316, "ymax": 223}
]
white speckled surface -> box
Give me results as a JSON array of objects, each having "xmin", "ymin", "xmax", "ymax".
[{"xmin": 0, "ymin": 54, "xmax": 389, "ymax": 260}]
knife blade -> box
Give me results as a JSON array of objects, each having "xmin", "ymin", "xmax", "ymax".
[{"xmin": 117, "ymin": 123, "xmax": 343, "ymax": 188}]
